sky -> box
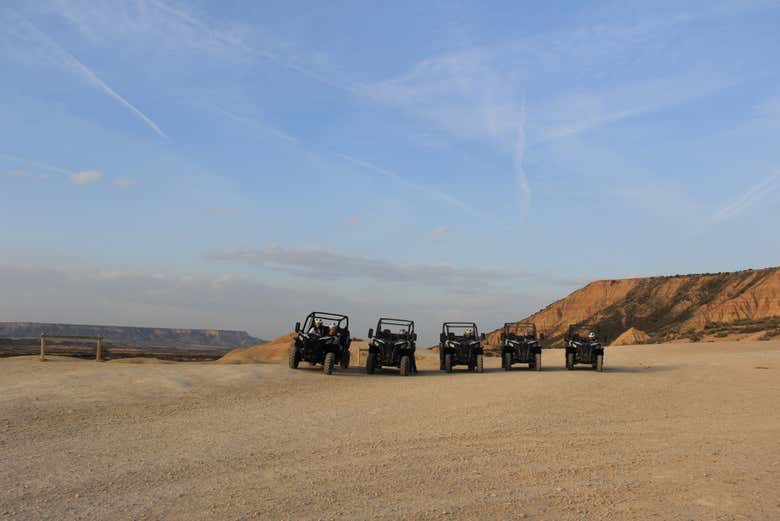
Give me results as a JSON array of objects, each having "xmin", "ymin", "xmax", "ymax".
[{"xmin": 1, "ymin": 0, "xmax": 779, "ymax": 344}]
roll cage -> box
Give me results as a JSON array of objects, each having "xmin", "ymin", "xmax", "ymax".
[
  {"xmin": 369, "ymin": 318, "xmax": 416, "ymax": 341},
  {"xmin": 565, "ymin": 323, "xmax": 600, "ymax": 341},
  {"xmin": 503, "ymin": 322, "xmax": 538, "ymax": 340},
  {"xmin": 441, "ymin": 322, "xmax": 483, "ymax": 341},
  {"xmin": 296, "ymin": 312, "xmax": 349, "ymax": 334}
]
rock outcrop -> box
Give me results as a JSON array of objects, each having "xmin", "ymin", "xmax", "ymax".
[{"xmin": 490, "ymin": 267, "xmax": 780, "ymax": 346}]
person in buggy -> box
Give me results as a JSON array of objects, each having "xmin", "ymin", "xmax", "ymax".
[
  {"xmin": 328, "ymin": 323, "xmax": 340, "ymax": 340},
  {"xmin": 308, "ymin": 318, "xmax": 325, "ymax": 336}
]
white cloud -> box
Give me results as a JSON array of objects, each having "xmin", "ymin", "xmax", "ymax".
[
  {"xmin": 3, "ymin": 170, "xmax": 29, "ymax": 178},
  {"xmin": 0, "ymin": 263, "xmax": 560, "ymax": 345},
  {"xmin": 432, "ymin": 226, "xmax": 448, "ymax": 241},
  {"xmin": 70, "ymin": 170, "xmax": 103, "ymax": 184},
  {"xmin": 207, "ymin": 245, "xmax": 581, "ymax": 288},
  {"xmin": 111, "ymin": 177, "xmax": 135, "ymax": 189}
]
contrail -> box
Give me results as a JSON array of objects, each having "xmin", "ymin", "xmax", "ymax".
[
  {"xmin": 0, "ymin": 153, "xmax": 71, "ymax": 176},
  {"xmin": 15, "ymin": 14, "xmax": 167, "ymax": 139},
  {"xmin": 513, "ymin": 95, "xmax": 531, "ymax": 221},
  {"xmin": 714, "ymin": 171, "xmax": 780, "ymax": 222},
  {"xmin": 147, "ymin": 0, "xmax": 345, "ymax": 91}
]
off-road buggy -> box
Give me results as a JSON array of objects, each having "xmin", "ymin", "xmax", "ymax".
[
  {"xmin": 439, "ymin": 322, "xmax": 485, "ymax": 373},
  {"xmin": 366, "ymin": 318, "xmax": 418, "ymax": 376},
  {"xmin": 501, "ymin": 322, "xmax": 543, "ymax": 371},
  {"xmin": 564, "ymin": 324, "xmax": 605, "ymax": 371},
  {"xmin": 290, "ymin": 312, "xmax": 352, "ymax": 375}
]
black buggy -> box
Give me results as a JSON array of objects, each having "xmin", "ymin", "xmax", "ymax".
[
  {"xmin": 564, "ymin": 324, "xmax": 605, "ymax": 371},
  {"xmin": 439, "ymin": 322, "xmax": 486, "ymax": 373},
  {"xmin": 366, "ymin": 318, "xmax": 418, "ymax": 376},
  {"xmin": 290, "ymin": 312, "xmax": 352, "ymax": 375},
  {"xmin": 501, "ymin": 322, "xmax": 543, "ymax": 371}
]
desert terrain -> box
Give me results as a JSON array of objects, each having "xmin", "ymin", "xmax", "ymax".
[{"xmin": 2, "ymin": 341, "xmax": 780, "ymax": 520}]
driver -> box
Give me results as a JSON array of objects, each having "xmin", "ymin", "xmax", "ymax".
[
  {"xmin": 464, "ymin": 328, "xmax": 474, "ymax": 339},
  {"xmin": 523, "ymin": 328, "xmax": 534, "ymax": 338},
  {"xmin": 588, "ymin": 331, "xmax": 598, "ymax": 342},
  {"xmin": 308, "ymin": 318, "xmax": 324, "ymax": 336}
]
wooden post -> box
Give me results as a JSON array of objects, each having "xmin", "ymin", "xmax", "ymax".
[
  {"xmin": 96, "ymin": 336, "xmax": 103, "ymax": 362},
  {"xmin": 40, "ymin": 334, "xmax": 46, "ymax": 361}
]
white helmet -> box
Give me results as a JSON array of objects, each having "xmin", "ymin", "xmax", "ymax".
[
  {"xmin": 314, "ymin": 318, "xmax": 323, "ymax": 325},
  {"xmin": 588, "ymin": 331, "xmax": 596, "ymax": 339},
  {"xmin": 465, "ymin": 328, "xmax": 473, "ymax": 335}
]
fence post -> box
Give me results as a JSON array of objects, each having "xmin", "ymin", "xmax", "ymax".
[
  {"xmin": 96, "ymin": 336, "xmax": 103, "ymax": 362},
  {"xmin": 40, "ymin": 334, "xmax": 46, "ymax": 361}
]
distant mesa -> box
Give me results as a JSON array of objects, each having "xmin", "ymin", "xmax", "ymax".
[
  {"xmin": 488, "ymin": 266, "xmax": 780, "ymax": 346},
  {"xmin": 0, "ymin": 322, "xmax": 264, "ymax": 351}
]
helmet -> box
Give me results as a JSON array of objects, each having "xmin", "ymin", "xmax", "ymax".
[
  {"xmin": 314, "ymin": 318, "xmax": 323, "ymax": 325},
  {"xmin": 465, "ymin": 328, "xmax": 473, "ymax": 335},
  {"xmin": 588, "ymin": 331, "xmax": 596, "ymax": 339}
]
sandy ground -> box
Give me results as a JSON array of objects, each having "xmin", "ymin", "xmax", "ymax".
[{"xmin": 2, "ymin": 341, "xmax": 780, "ymax": 520}]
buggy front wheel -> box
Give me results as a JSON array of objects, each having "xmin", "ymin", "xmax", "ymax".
[
  {"xmin": 399, "ymin": 355, "xmax": 411, "ymax": 377},
  {"xmin": 503, "ymin": 352, "xmax": 512, "ymax": 371},
  {"xmin": 595, "ymin": 354, "xmax": 604, "ymax": 372},
  {"xmin": 288, "ymin": 346, "xmax": 300, "ymax": 369},
  {"xmin": 566, "ymin": 352, "xmax": 574, "ymax": 370},
  {"xmin": 534, "ymin": 353, "xmax": 542, "ymax": 371},
  {"xmin": 324, "ymin": 352, "xmax": 335, "ymax": 375},
  {"xmin": 444, "ymin": 353, "xmax": 453, "ymax": 373},
  {"xmin": 340, "ymin": 350, "xmax": 350, "ymax": 369},
  {"xmin": 476, "ymin": 354, "xmax": 484, "ymax": 373},
  {"xmin": 366, "ymin": 352, "xmax": 377, "ymax": 374}
]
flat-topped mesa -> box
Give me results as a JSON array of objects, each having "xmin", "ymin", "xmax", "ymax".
[
  {"xmin": 489, "ymin": 267, "xmax": 780, "ymax": 346},
  {"xmin": 0, "ymin": 322, "xmax": 264, "ymax": 351}
]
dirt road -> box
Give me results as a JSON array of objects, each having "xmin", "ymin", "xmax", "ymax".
[{"xmin": 2, "ymin": 341, "xmax": 779, "ymax": 520}]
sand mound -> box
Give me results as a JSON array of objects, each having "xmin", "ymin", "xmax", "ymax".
[
  {"xmin": 612, "ymin": 327, "xmax": 650, "ymax": 346},
  {"xmin": 217, "ymin": 332, "xmax": 297, "ymax": 364}
]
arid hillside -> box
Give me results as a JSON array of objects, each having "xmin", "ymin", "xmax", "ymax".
[{"xmin": 488, "ymin": 267, "xmax": 780, "ymax": 346}]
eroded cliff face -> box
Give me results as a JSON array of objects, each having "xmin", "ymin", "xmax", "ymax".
[{"xmin": 489, "ymin": 268, "xmax": 780, "ymax": 346}]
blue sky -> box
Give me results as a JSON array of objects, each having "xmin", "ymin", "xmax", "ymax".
[{"xmin": 1, "ymin": 0, "xmax": 779, "ymax": 343}]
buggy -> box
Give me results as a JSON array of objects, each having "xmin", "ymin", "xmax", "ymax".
[
  {"xmin": 290, "ymin": 312, "xmax": 352, "ymax": 375},
  {"xmin": 501, "ymin": 322, "xmax": 543, "ymax": 371},
  {"xmin": 366, "ymin": 318, "xmax": 418, "ymax": 376},
  {"xmin": 564, "ymin": 324, "xmax": 605, "ymax": 371},
  {"xmin": 439, "ymin": 322, "xmax": 485, "ymax": 373}
]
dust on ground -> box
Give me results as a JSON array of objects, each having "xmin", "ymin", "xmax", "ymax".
[{"xmin": 2, "ymin": 341, "xmax": 779, "ymax": 520}]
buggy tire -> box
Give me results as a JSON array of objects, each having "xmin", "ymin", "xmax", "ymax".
[
  {"xmin": 534, "ymin": 353, "xmax": 542, "ymax": 371},
  {"xmin": 400, "ymin": 355, "xmax": 411, "ymax": 377},
  {"xmin": 476, "ymin": 354, "xmax": 484, "ymax": 373},
  {"xmin": 324, "ymin": 352, "xmax": 335, "ymax": 375},
  {"xmin": 566, "ymin": 352, "xmax": 574, "ymax": 370},
  {"xmin": 366, "ymin": 352, "xmax": 377, "ymax": 374},
  {"xmin": 503, "ymin": 352, "xmax": 512, "ymax": 371},
  {"xmin": 444, "ymin": 353, "xmax": 453, "ymax": 373},
  {"xmin": 288, "ymin": 345, "xmax": 300, "ymax": 369},
  {"xmin": 340, "ymin": 350, "xmax": 350, "ymax": 369},
  {"xmin": 595, "ymin": 354, "xmax": 604, "ymax": 372}
]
